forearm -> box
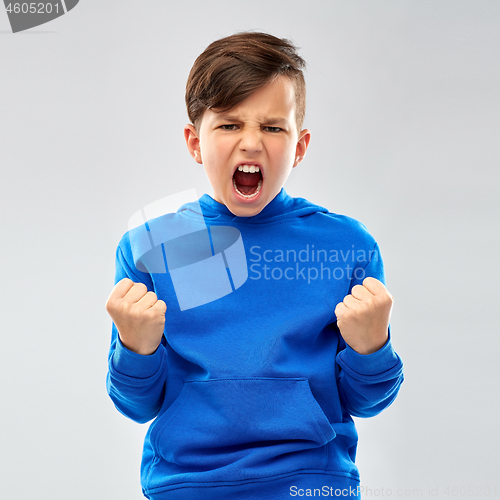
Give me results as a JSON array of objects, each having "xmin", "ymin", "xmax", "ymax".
[
  {"xmin": 105, "ymin": 238, "xmax": 169, "ymax": 423},
  {"xmin": 106, "ymin": 330, "xmax": 168, "ymax": 424},
  {"xmin": 336, "ymin": 331, "xmax": 404, "ymax": 418}
]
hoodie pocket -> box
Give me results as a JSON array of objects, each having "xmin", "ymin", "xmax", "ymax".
[{"xmin": 150, "ymin": 377, "xmax": 335, "ymax": 476}]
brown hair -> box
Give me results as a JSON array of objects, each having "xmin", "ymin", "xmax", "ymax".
[{"xmin": 185, "ymin": 31, "xmax": 306, "ymax": 135}]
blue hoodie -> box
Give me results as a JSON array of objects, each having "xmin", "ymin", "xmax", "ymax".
[{"xmin": 106, "ymin": 188, "xmax": 404, "ymax": 500}]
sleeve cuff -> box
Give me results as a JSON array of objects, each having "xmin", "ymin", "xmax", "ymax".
[
  {"xmin": 112, "ymin": 336, "xmax": 165, "ymax": 379},
  {"xmin": 337, "ymin": 330, "xmax": 401, "ymax": 377}
]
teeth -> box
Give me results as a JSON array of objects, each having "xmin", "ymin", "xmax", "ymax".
[
  {"xmin": 238, "ymin": 165, "xmax": 260, "ymax": 173},
  {"xmin": 233, "ymin": 179, "xmax": 263, "ymax": 198}
]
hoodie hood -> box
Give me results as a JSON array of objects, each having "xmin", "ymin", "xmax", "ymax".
[{"xmin": 176, "ymin": 187, "xmax": 329, "ymax": 225}]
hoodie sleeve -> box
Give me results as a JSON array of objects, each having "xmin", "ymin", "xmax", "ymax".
[
  {"xmin": 336, "ymin": 241, "xmax": 404, "ymax": 418},
  {"xmin": 106, "ymin": 237, "xmax": 168, "ymax": 424}
]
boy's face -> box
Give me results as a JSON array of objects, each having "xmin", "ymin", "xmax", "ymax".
[{"xmin": 184, "ymin": 76, "xmax": 311, "ymax": 217}]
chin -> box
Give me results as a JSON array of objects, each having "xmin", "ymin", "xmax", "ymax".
[{"xmin": 228, "ymin": 199, "xmax": 267, "ymax": 218}]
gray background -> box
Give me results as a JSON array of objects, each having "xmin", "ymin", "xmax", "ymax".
[{"xmin": 1, "ymin": 1, "xmax": 499, "ymax": 498}]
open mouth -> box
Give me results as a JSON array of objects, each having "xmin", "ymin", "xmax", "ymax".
[{"xmin": 232, "ymin": 165, "xmax": 263, "ymax": 199}]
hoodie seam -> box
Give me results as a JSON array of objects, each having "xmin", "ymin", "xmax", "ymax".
[
  {"xmin": 210, "ymin": 218, "xmax": 304, "ymax": 228},
  {"xmin": 145, "ymin": 468, "xmax": 360, "ymax": 493},
  {"xmin": 179, "ymin": 207, "xmax": 309, "ymax": 227}
]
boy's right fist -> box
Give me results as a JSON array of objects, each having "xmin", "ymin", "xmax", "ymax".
[{"xmin": 105, "ymin": 278, "xmax": 167, "ymax": 355}]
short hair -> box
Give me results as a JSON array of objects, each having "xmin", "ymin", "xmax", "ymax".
[{"xmin": 185, "ymin": 31, "xmax": 306, "ymax": 135}]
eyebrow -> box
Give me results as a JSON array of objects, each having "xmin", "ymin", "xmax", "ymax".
[{"xmin": 216, "ymin": 113, "xmax": 288, "ymax": 126}]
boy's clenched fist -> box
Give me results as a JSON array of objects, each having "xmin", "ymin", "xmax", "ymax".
[
  {"xmin": 105, "ymin": 278, "xmax": 167, "ymax": 355},
  {"xmin": 335, "ymin": 277, "xmax": 394, "ymax": 355}
]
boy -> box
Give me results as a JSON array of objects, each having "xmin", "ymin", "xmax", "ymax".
[{"xmin": 106, "ymin": 31, "xmax": 403, "ymax": 500}]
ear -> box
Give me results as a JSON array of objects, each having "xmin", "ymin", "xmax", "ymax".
[
  {"xmin": 293, "ymin": 129, "xmax": 311, "ymax": 168},
  {"xmin": 184, "ymin": 124, "xmax": 203, "ymax": 164}
]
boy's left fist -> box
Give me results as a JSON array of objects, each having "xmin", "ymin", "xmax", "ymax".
[{"xmin": 334, "ymin": 277, "xmax": 394, "ymax": 355}]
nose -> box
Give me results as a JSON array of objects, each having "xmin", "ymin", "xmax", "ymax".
[{"xmin": 239, "ymin": 127, "xmax": 263, "ymax": 153}]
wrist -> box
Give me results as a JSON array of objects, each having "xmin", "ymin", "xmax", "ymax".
[
  {"xmin": 347, "ymin": 331, "xmax": 389, "ymax": 355},
  {"xmin": 118, "ymin": 333, "xmax": 160, "ymax": 356},
  {"xmin": 112, "ymin": 335, "xmax": 165, "ymax": 380}
]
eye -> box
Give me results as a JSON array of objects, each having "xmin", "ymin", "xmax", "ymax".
[
  {"xmin": 220, "ymin": 124, "xmax": 238, "ymax": 131},
  {"xmin": 264, "ymin": 126, "xmax": 282, "ymax": 133}
]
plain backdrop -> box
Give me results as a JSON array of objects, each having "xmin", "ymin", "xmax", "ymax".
[{"xmin": 1, "ymin": 1, "xmax": 499, "ymax": 498}]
